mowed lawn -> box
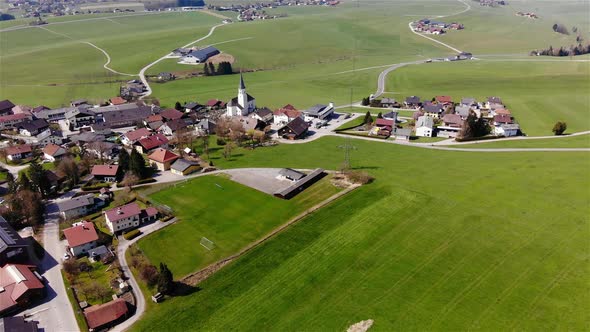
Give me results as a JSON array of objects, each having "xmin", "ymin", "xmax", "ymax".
[
  {"xmin": 451, "ymin": 134, "xmax": 590, "ymax": 149},
  {"xmin": 132, "ymin": 137, "xmax": 590, "ymax": 331},
  {"xmin": 388, "ymin": 60, "xmax": 590, "ymax": 136},
  {"xmin": 137, "ymin": 174, "xmax": 340, "ymax": 277}
]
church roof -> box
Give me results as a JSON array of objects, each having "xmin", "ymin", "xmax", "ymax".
[
  {"xmin": 239, "ymin": 73, "xmax": 246, "ymax": 90},
  {"xmin": 229, "ymin": 94, "xmax": 255, "ymax": 108}
]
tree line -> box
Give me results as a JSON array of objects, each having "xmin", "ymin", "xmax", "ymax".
[
  {"xmin": 203, "ymin": 61, "xmax": 233, "ymax": 77},
  {"xmin": 531, "ymin": 43, "xmax": 590, "ymax": 57}
]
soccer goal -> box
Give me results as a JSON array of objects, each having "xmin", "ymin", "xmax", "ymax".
[{"xmin": 200, "ymin": 237, "xmax": 215, "ymax": 251}]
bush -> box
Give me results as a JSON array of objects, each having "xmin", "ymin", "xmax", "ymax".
[
  {"xmin": 139, "ymin": 264, "xmax": 160, "ymax": 287},
  {"xmin": 123, "ymin": 229, "xmax": 141, "ymax": 240},
  {"xmin": 552, "ymin": 121, "xmax": 567, "ymax": 135},
  {"xmin": 216, "ymin": 138, "xmax": 226, "ymax": 146},
  {"xmin": 346, "ymin": 171, "xmax": 374, "ymax": 185},
  {"xmin": 160, "ymin": 215, "xmax": 174, "ymax": 223},
  {"xmin": 455, "ymin": 135, "xmax": 503, "ymax": 142}
]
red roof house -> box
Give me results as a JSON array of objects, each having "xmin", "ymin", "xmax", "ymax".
[
  {"xmin": 375, "ymin": 118, "xmax": 394, "ymax": 131},
  {"xmin": 91, "ymin": 165, "xmax": 119, "ymax": 182},
  {"xmin": 63, "ymin": 221, "xmax": 99, "ymax": 256},
  {"xmin": 135, "ymin": 133, "xmax": 169, "ymax": 153},
  {"xmin": 435, "ymin": 95, "xmax": 453, "ymax": 104},
  {"xmin": 147, "ymin": 148, "xmax": 179, "ymax": 171},
  {"xmin": 160, "ymin": 109, "xmax": 184, "ymax": 121},
  {"xmin": 122, "ymin": 128, "xmax": 151, "ymax": 145},
  {"xmin": 42, "ymin": 143, "xmax": 66, "ymax": 162},
  {"xmin": 109, "ymin": 97, "xmax": 127, "ymax": 106},
  {"xmin": 104, "ymin": 202, "xmax": 142, "ymax": 233},
  {"xmin": 145, "ymin": 114, "xmax": 163, "ymax": 123},
  {"xmin": 0, "ymin": 264, "xmax": 45, "ymax": 315},
  {"xmin": 84, "ymin": 298, "xmax": 129, "ymax": 330},
  {"xmin": 494, "ymin": 114, "xmax": 513, "ymax": 124},
  {"xmin": 5, "ymin": 145, "xmax": 32, "ymax": 161}
]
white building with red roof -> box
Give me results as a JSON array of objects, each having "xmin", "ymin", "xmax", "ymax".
[
  {"xmin": 42, "ymin": 143, "xmax": 66, "ymax": 162},
  {"xmin": 0, "ymin": 264, "xmax": 45, "ymax": 315},
  {"xmin": 63, "ymin": 221, "xmax": 99, "ymax": 256},
  {"xmin": 147, "ymin": 148, "xmax": 179, "ymax": 171},
  {"xmin": 273, "ymin": 105, "xmax": 303, "ymax": 125},
  {"xmin": 91, "ymin": 165, "xmax": 119, "ymax": 182},
  {"xmin": 104, "ymin": 203, "xmax": 142, "ymax": 234},
  {"xmin": 121, "ymin": 127, "xmax": 151, "ymax": 146},
  {"xmin": 5, "ymin": 145, "xmax": 32, "ymax": 161},
  {"xmin": 134, "ymin": 133, "xmax": 169, "ymax": 154}
]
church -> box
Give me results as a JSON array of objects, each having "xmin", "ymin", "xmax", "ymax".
[{"xmin": 226, "ymin": 73, "xmax": 256, "ymax": 117}]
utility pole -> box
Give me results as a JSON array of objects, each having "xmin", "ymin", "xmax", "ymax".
[{"xmin": 338, "ymin": 138, "xmax": 357, "ymax": 173}]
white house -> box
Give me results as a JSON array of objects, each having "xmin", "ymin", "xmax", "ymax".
[
  {"xmin": 494, "ymin": 123, "xmax": 520, "ymax": 137},
  {"xmin": 273, "ymin": 107, "xmax": 303, "ymax": 125},
  {"xmin": 56, "ymin": 194, "xmax": 99, "ymax": 220},
  {"xmin": 42, "ymin": 144, "xmax": 66, "ymax": 162},
  {"xmin": 415, "ymin": 115, "xmax": 434, "ymax": 137},
  {"xmin": 226, "ymin": 74, "xmax": 256, "ymax": 117},
  {"xmin": 63, "ymin": 221, "xmax": 99, "ymax": 256},
  {"xmin": 104, "ymin": 203, "xmax": 142, "ymax": 234}
]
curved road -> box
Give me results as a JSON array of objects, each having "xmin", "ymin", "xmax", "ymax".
[
  {"xmin": 139, "ymin": 22, "xmax": 230, "ymax": 99},
  {"xmin": 83, "ymin": 42, "xmax": 137, "ymax": 77}
]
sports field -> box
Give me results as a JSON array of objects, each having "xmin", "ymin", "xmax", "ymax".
[
  {"xmin": 137, "ymin": 174, "xmax": 341, "ymax": 277},
  {"xmin": 386, "ymin": 60, "xmax": 590, "ymax": 136},
  {"xmin": 131, "ymin": 136, "xmax": 590, "ymax": 331}
]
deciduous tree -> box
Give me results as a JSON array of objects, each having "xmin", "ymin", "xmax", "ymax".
[{"xmin": 552, "ymin": 121, "xmax": 567, "ymax": 135}]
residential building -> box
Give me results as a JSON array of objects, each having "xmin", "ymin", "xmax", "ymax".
[
  {"xmin": 422, "ymin": 103, "xmax": 445, "ymax": 119},
  {"xmin": 195, "ymin": 119, "xmax": 216, "ymax": 135},
  {"xmin": 91, "ymin": 165, "xmax": 119, "ymax": 182},
  {"xmin": 139, "ymin": 207, "xmax": 159, "ymax": 224},
  {"xmin": 70, "ymin": 132, "xmax": 105, "ymax": 146},
  {"xmin": 64, "ymin": 107, "xmax": 95, "ymax": 129},
  {"xmin": 17, "ymin": 119, "xmax": 49, "ymax": 137},
  {"xmin": 160, "ymin": 108, "xmax": 184, "ymax": 122},
  {"xmin": 442, "ymin": 113, "xmax": 463, "ymax": 128},
  {"xmin": 251, "ymin": 108, "xmax": 273, "ymax": 123},
  {"xmin": 494, "ymin": 123, "xmax": 520, "ymax": 137},
  {"xmin": 180, "ymin": 46, "xmax": 220, "ymax": 63},
  {"xmin": 226, "ymin": 74, "xmax": 256, "ymax": 117},
  {"xmin": 0, "ymin": 316, "xmax": 40, "ymax": 332},
  {"xmin": 454, "ymin": 105, "xmax": 471, "ymax": 119},
  {"xmin": 0, "ymin": 99, "xmax": 16, "ymax": 115},
  {"xmin": 121, "ymin": 128, "xmax": 151, "ymax": 146},
  {"xmin": 86, "ymin": 141, "xmax": 119, "ymax": 160},
  {"xmin": 374, "ymin": 118, "xmax": 394, "ymax": 132},
  {"xmin": 104, "ymin": 203, "xmax": 143, "ymax": 233},
  {"xmin": 63, "ymin": 221, "xmax": 99, "ymax": 256},
  {"xmin": 5, "ymin": 145, "xmax": 32, "ymax": 161},
  {"xmin": 437, "ymin": 126, "xmax": 462, "ymax": 138},
  {"xmin": 99, "ymin": 105, "xmax": 153, "ymax": 128},
  {"xmin": 206, "ymin": 99, "xmax": 223, "ymax": 110},
  {"xmin": 147, "ymin": 148, "xmax": 179, "ymax": 171},
  {"xmin": 460, "ymin": 97, "xmax": 477, "ymax": 106},
  {"xmin": 415, "ymin": 115, "xmax": 434, "ymax": 137},
  {"xmin": 0, "ymin": 216, "xmax": 32, "ymax": 265},
  {"xmin": 170, "ymin": 159, "xmax": 201, "ymax": 176},
  {"xmin": 135, "ymin": 134, "xmax": 169, "ymax": 154},
  {"xmin": 70, "ymin": 99, "xmax": 88, "ymax": 107},
  {"xmin": 273, "ymin": 107, "xmax": 303, "ymax": 125},
  {"xmin": 379, "ymin": 98, "xmax": 399, "ymax": 108},
  {"xmin": 404, "ymin": 96, "xmax": 421, "ymax": 108},
  {"xmin": 57, "ymin": 194, "xmax": 99, "ymax": 219},
  {"xmin": 109, "ymin": 97, "xmax": 127, "ymax": 106},
  {"xmin": 382, "ymin": 111, "xmax": 398, "ymax": 122},
  {"xmin": 278, "ymin": 117, "xmax": 309, "ymax": 140},
  {"xmin": 0, "ymin": 113, "xmax": 32, "ymax": 131},
  {"xmin": 435, "ymin": 95, "xmax": 453, "ymax": 105},
  {"xmin": 493, "ymin": 114, "xmax": 513, "ymax": 125},
  {"xmin": 42, "ymin": 143, "xmax": 66, "ymax": 162},
  {"xmin": 0, "ymin": 264, "xmax": 45, "ymax": 315},
  {"xmin": 159, "ymin": 118, "xmax": 189, "ymax": 136},
  {"xmin": 84, "ymin": 298, "xmax": 129, "ymax": 331},
  {"xmin": 303, "ymin": 103, "xmax": 334, "ymax": 121}
]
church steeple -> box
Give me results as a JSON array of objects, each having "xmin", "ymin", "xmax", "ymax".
[{"xmin": 239, "ymin": 72, "xmax": 246, "ymax": 90}]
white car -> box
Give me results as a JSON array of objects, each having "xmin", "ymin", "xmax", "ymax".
[{"xmin": 63, "ymin": 253, "xmax": 70, "ymax": 260}]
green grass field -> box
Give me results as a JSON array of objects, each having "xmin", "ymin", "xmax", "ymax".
[
  {"xmin": 131, "ymin": 136, "xmax": 590, "ymax": 331},
  {"xmin": 450, "ymin": 134, "xmax": 590, "ymax": 149},
  {"xmin": 137, "ymin": 174, "xmax": 341, "ymax": 277},
  {"xmin": 387, "ymin": 60, "xmax": 590, "ymax": 136}
]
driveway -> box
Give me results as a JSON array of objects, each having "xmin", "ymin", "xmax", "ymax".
[{"xmin": 21, "ymin": 199, "xmax": 79, "ymax": 332}]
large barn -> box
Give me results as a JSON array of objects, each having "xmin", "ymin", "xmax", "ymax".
[{"xmin": 180, "ymin": 46, "xmax": 220, "ymax": 64}]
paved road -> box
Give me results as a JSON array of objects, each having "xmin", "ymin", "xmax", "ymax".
[
  {"xmin": 374, "ymin": 60, "xmax": 424, "ymax": 98},
  {"xmin": 21, "ymin": 198, "xmax": 79, "ymax": 332},
  {"xmin": 139, "ymin": 22, "xmax": 230, "ymax": 99},
  {"xmin": 83, "ymin": 42, "xmax": 137, "ymax": 76},
  {"xmin": 0, "ymin": 160, "xmax": 29, "ymax": 178}
]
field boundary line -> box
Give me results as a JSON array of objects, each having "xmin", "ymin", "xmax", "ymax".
[
  {"xmin": 82, "ymin": 42, "xmax": 137, "ymax": 76},
  {"xmin": 179, "ymin": 182, "xmax": 361, "ymax": 286}
]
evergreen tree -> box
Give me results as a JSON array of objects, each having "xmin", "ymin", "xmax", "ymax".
[
  {"xmin": 157, "ymin": 263, "xmax": 174, "ymax": 295},
  {"xmin": 361, "ymin": 97, "xmax": 370, "ymax": 106},
  {"xmin": 363, "ymin": 111, "xmax": 373, "ymax": 124},
  {"xmin": 461, "ymin": 111, "xmax": 490, "ymax": 138},
  {"xmin": 129, "ymin": 149, "xmax": 147, "ymax": 179},
  {"xmin": 203, "ymin": 63, "xmax": 210, "ymax": 76},
  {"xmin": 19, "ymin": 173, "xmax": 31, "ymax": 191},
  {"xmin": 28, "ymin": 161, "xmax": 50, "ymax": 197},
  {"xmin": 174, "ymin": 101, "xmax": 183, "ymax": 111},
  {"xmin": 208, "ymin": 62, "xmax": 215, "ymax": 76},
  {"xmin": 118, "ymin": 149, "xmax": 130, "ymax": 172},
  {"xmin": 377, "ymin": 112, "xmax": 383, "ymax": 119},
  {"xmin": 6, "ymin": 172, "xmax": 17, "ymax": 194}
]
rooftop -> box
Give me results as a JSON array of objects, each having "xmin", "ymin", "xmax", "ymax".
[
  {"xmin": 91, "ymin": 165, "xmax": 119, "ymax": 177},
  {"xmin": 63, "ymin": 221, "xmax": 98, "ymax": 248},
  {"xmin": 148, "ymin": 148, "xmax": 179, "ymax": 164},
  {"xmin": 104, "ymin": 203, "xmax": 142, "ymax": 223}
]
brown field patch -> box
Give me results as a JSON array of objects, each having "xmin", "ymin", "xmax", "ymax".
[{"xmin": 206, "ymin": 53, "xmax": 234, "ymax": 65}]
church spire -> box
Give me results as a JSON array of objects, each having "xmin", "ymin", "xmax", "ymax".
[{"xmin": 239, "ymin": 72, "xmax": 246, "ymax": 90}]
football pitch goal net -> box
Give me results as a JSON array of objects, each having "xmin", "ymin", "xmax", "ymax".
[{"xmin": 200, "ymin": 237, "xmax": 215, "ymax": 251}]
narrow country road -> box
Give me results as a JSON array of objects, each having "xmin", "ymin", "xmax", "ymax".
[
  {"xmin": 374, "ymin": 60, "xmax": 424, "ymax": 97},
  {"xmin": 139, "ymin": 22, "xmax": 230, "ymax": 99},
  {"xmin": 21, "ymin": 199, "xmax": 79, "ymax": 332},
  {"xmin": 83, "ymin": 42, "xmax": 137, "ymax": 77}
]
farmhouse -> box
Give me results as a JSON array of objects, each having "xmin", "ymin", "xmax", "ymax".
[
  {"xmin": 273, "ymin": 107, "xmax": 302, "ymax": 125},
  {"xmin": 180, "ymin": 46, "xmax": 220, "ymax": 64},
  {"xmin": 121, "ymin": 127, "xmax": 151, "ymax": 146},
  {"xmin": 159, "ymin": 118, "xmax": 190, "ymax": 136},
  {"xmin": 0, "ymin": 113, "xmax": 32, "ymax": 131},
  {"xmin": 17, "ymin": 119, "xmax": 49, "ymax": 137},
  {"xmin": 494, "ymin": 123, "xmax": 520, "ymax": 137},
  {"xmin": 171, "ymin": 158, "xmax": 201, "ymax": 176},
  {"xmin": 63, "ymin": 221, "xmax": 99, "ymax": 256},
  {"xmin": 42, "ymin": 143, "xmax": 66, "ymax": 162},
  {"xmin": 303, "ymin": 103, "xmax": 334, "ymax": 121},
  {"xmin": 278, "ymin": 117, "xmax": 309, "ymax": 140},
  {"xmin": 99, "ymin": 105, "xmax": 153, "ymax": 128},
  {"xmin": 0, "ymin": 264, "xmax": 45, "ymax": 316},
  {"xmin": 147, "ymin": 148, "xmax": 179, "ymax": 171},
  {"xmin": 415, "ymin": 115, "xmax": 434, "ymax": 137},
  {"xmin": 160, "ymin": 108, "xmax": 184, "ymax": 121},
  {"xmin": 84, "ymin": 298, "xmax": 129, "ymax": 331},
  {"xmin": 0, "ymin": 216, "xmax": 32, "ymax": 265},
  {"xmin": 404, "ymin": 96, "xmax": 421, "ymax": 108},
  {"xmin": 5, "ymin": 145, "xmax": 32, "ymax": 161},
  {"xmin": 109, "ymin": 97, "xmax": 127, "ymax": 106},
  {"xmin": 91, "ymin": 165, "xmax": 119, "ymax": 182},
  {"xmin": 251, "ymin": 108, "xmax": 274, "ymax": 123},
  {"xmin": 226, "ymin": 74, "xmax": 256, "ymax": 117}
]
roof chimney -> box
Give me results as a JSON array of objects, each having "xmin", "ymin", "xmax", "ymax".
[{"xmin": 117, "ymin": 208, "xmax": 123, "ymax": 215}]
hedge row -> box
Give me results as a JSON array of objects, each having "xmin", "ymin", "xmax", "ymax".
[
  {"xmin": 455, "ymin": 135, "xmax": 504, "ymax": 142},
  {"xmin": 123, "ymin": 229, "xmax": 141, "ymax": 240},
  {"xmin": 160, "ymin": 215, "xmax": 174, "ymax": 223},
  {"xmin": 116, "ymin": 178, "xmax": 157, "ymax": 188}
]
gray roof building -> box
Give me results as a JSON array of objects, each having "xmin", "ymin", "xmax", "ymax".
[
  {"xmin": 171, "ymin": 159, "xmax": 200, "ymax": 173},
  {"xmin": 57, "ymin": 194, "xmax": 96, "ymax": 212},
  {"xmin": 278, "ymin": 168, "xmax": 306, "ymax": 181}
]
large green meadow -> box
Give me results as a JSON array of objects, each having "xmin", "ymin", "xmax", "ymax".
[
  {"xmin": 138, "ymin": 174, "xmax": 340, "ymax": 278},
  {"xmin": 132, "ymin": 136, "xmax": 590, "ymax": 331}
]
